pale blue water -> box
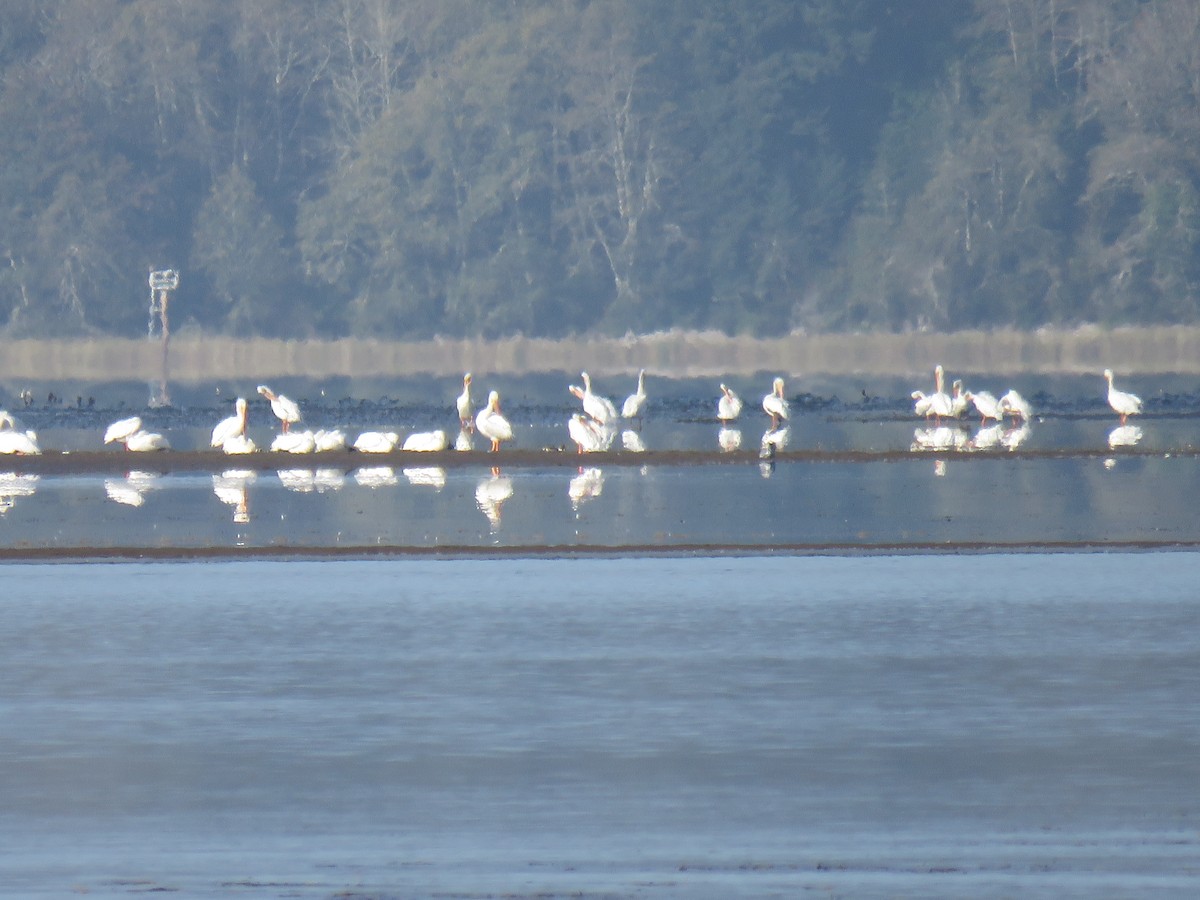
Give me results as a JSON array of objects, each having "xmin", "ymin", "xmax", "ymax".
[{"xmin": 2, "ymin": 554, "xmax": 1198, "ymax": 897}]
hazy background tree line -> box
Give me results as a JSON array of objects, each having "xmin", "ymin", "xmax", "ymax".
[{"xmin": 0, "ymin": 0, "xmax": 1196, "ymax": 342}]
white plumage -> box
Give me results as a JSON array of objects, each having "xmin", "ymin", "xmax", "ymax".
[
  {"xmin": 476, "ymin": 390, "xmax": 513, "ymax": 452},
  {"xmin": 1104, "ymin": 369, "xmax": 1142, "ymax": 425}
]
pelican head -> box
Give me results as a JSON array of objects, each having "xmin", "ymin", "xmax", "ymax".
[
  {"xmin": 773, "ymin": 377, "xmax": 785, "ymax": 395},
  {"xmin": 569, "ymin": 385, "xmax": 584, "ymax": 400},
  {"xmin": 256, "ymin": 385, "xmax": 276, "ymax": 401},
  {"xmin": 488, "ymin": 390, "xmax": 501, "ymax": 409},
  {"xmin": 464, "ymin": 372, "xmax": 472, "ymax": 385},
  {"xmin": 1104, "ymin": 368, "xmax": 1114, "ymax": 381}
]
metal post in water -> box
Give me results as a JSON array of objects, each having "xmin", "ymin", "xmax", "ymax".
[{"xmin": 148, "ymin": 268, "xmax": 179, "ymax": 407}]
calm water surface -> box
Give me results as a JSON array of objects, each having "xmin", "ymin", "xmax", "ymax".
[{"xmin": 2, "ymin": 554, "xmax": 1198, "ymax": 898}]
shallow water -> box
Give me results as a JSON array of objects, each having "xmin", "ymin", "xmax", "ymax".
[{"xmin": 1, "ymin": 554, "xmax": 1198, "ymax": 898}]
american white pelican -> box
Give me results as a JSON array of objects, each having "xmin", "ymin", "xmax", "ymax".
[
  {"xmin": 456, "ymin": 373, "xmax": 474, "ymax": 430},
  {"xmin": 104, "ymin": 416, "xmax": 143, "ymax": 445},
  {"xmin": 580, "ymin": 372, "xmax": 618, "ymax": 424},
  {"xmin": 211, "ymin": 398, "xmax": 249, "ymax": 448},
  {"xmin": 353, "ymin": 431, "xmax": 399, "ymax": 453},
  {"xmin": 622, "ymin": 369, "xmax": 647, "ymax": 420},
  {"xmin": 717, "ymin": 384, "xmax": 743, "ymax": 422},
  {"xmin": 454, "ymin": 428, "xmax": 474, "ymax": 451},
  {"xmin": 926, "ymin": 365, "xmax": 953, "ymax": 424},
  {"xmin": 1104, "ymin": 369, "xmax": 1142, "ymax": 425},
  {"xmin": 911, "ymin": 390, "xmax": 934, "ymax": 419},
  {"xmin": 951, "ymin": 379, "xmax": 970, "ymax": 418},
  {"xmin": 0, "ymin": 429, "xmax": 41, "ymax": 455},
  {"xmin": 568, "ymin": 413, "xmax": 606, "ymax": 454},
  {"xmin": 965, "ymin": 390, "xmax": 1003, "ymax": 424},
  {"xmin": 999, "ymin": 390, "xmax": 1032, "ymax": 423},
  {"xmin": 403, "ymin": 430, "xmax": 449, "ymax": 452},
  {"xmin": 762, "ymin": 377, "xmax": 789, "ymax": 429},
  {"xmin": 123, "ymin": 429, "xmax": 170, "ymax": 452},
  {"xmin": 271, "ymin": 430, "xmax": 317, "ymax": 453},
  {"xmin": 257, "ymin": 385, "xmax": 302, "ymax": 433},
  {"xmin": 313, "ymin": 428, "xmax": 348, "ymax": 452},
  {"xmin": 222, "ymin": 433, "xmax": 257, "ymax": 454},
  {"xmin": 476, "ymin": 390, "xmax": 513, "ymax": 452},
  {"xmin": 621, "ymin": 430, "xmax": 646, "ymax": 452}
]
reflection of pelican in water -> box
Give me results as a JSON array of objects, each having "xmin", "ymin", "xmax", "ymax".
[
  {"xmin": 104, "ymin": 470, "xmax": 160, "ymax": 507},
  {"xmin": 760, "ymin": 426, "xmax": 789, "ymax": 458},
  {"xmin": 277, "ymin": 468, "xmax": 316, "ymax": 492},
  {"xmin": 476, "ymin": 470, "xmax": 514, "ymax": 529},
  {"xmin": 314, "ymin": 468, "xmax": 345, "ymax": 492},
  {"xmin": 1107, "ymin": 424, "xmax": 1143, "ymax": 448},
  {"xmin": 1001, "ymin": 423, "xmax": 1031, "ymax": 450},
  {"xmin": 212, "ymin": 469, "xmax": 256, "ymax": 523},
  {"xmin": 718, "ymin": 427, "xmax": 742, "ymax": 452},
  {"xmin": 354, "ymin": 466, "xmax": 398, "ymax": 488},
  {"xmin": 968, "ymin": 423, "xmax": 1004, "ymax": 450},
  {"xmin": 402, "ymin": 430, "xmax": 448, "ymax": 452},
  {"xmin": 0, "ymin": 472, "xmax": 39, "ymax": 514},
  {"xmin": 404, "ymin": 467, "xmax": 446, "ymax": 490},
  {"xmin": 569, "ymin": 467, "xmax": 605, "ymax": 510},
  {"xmin": 912, "ymin": 426, "xmax": 964, "ymax": 452},
  {"xmin": 621, "ymin": 430, "xmax": 645, "ymax": 452},
  {"xmin": 271, "ymin": 430, "xmax": 316, "ymax": 453}
]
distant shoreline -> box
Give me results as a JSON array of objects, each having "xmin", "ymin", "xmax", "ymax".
[{"xmin": 2, "ymin": 326, "xmax": 1198, "ymax": 382}]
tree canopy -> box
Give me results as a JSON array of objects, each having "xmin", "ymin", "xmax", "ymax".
[{"xmin": 0, "ymin": 0, "xmax": 1197, "ymax": 339}]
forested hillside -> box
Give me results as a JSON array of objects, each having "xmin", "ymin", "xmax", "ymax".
[{"xmin": 0, "ymin": 0, "xmax": 1195, "ymax": 340}]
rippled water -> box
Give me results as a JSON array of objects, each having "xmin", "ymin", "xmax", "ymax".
[{"xmin": 2, "ymin": 555, "xmax": 1198, "ymax": 899}]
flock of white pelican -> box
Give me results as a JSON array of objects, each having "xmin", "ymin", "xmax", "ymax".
[{"xmin": 0, "ymin": 367, "xmax": 1152, "ymax": 458}]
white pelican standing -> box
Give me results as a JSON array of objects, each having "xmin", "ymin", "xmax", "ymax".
[
  {"xmin": 568, "ymin": 413, "xmax": 606, "ymax": 454},
  {"xmin": 911, "ymin": 390, "xmax": 934, "ymax": 419},
  {"xmin": 718, "ymin": 384, "xmax": 743, "ymax": 423},
  {"xmin": 456, "ymin": 373, "xmax": 474, "ymax": 431},
  {"xmin": 951, "ymin": 379, "xmax": 970, "ymax": 418},
  {"xmin": 999, "ymin": 389, "xmax": 1032, "ymax": 424},
  {"xmin": 762, "ymin": 377, "xmax": 789, "ymax": 429},
  {"xmin": 965, "ymin": 390, "xmax": 1003, "ymax": 424},
  {"xmin": 1104, "ymin": 369, "xmax": 1142, "ymax": 425},
  {"xmin": 926, "ymin": 365, "xmax": 953, "ymax": 424},
  {"xmin": 580, "ymin": 372, "xmax": 618, "ymax": 424},
  {"xmin": 622, "ymin": 369, "xmax": 647, "ymax": 421},
  {"xmin": 212, "ymin": 398, "xmax": 256, "ymax": 453},
  {"xmin": 257, "ymin": 385, "xmax": 302, "ymax": 433},
  {"xmin": 476, "ymin": 390, "xmax": 513, "ymax": 452}
]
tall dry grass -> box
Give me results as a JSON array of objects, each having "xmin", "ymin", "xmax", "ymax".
[{"xmin": 1, "ymin": 326, "xmax": 1198, "ymax": 382}]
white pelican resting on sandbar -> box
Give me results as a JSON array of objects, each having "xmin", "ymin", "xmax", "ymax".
[
  {"xmin": 1104, "ymin": 369, "xmax": 1142, "ymax": 425},
  {"xmin": 271, "ymin": 430, "xmax": 317, "ymax": 453},
  {"xmin": 622, "ymin": 369, "xmax": 647, "ymax": 421},
  {"xmin": 0, "ymin": 428, "xmax": 40, "ymax": 455},
  {"xmin": 476, "ymin": 390, "xmax": 514, "ymax": 452},
  {"xmin": 580, "ymin": 372, "xmax": 618, "ymax": 424},
  {"xmin": 123, "ymin": 429, "xmax": 170, "ymax": 452},
  {"xmin": 313, "ymin": 429, "xmax": 348, "ymax": 452},
  {"xmin": 353, "ymin": 431, "xmax": 399, "ymax": 453},
  {"xmin": 457, "ymin": 373, "xmax": 474, "ymax": 431},
  {"xmin": 104, "ymin": 416, "xmax": 144, "ymax": 445},
  {"xmin": 402, "ymin": 430, "xmax": 449, "ymax": 452},
  {"xmin": 257, "ymin": 385, "xmax": 302, "ymax": 433},
  {"xmin": 718, "ymin": 384, "xmax": 743, "ymax": 423},
  {"xmin": 762, "ymin": 377, "xmax": 789, "ymax": 429}
]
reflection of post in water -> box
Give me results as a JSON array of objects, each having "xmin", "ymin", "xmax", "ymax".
[{"xmin": 147, "ymin": 269, "xmax": 179, "ymax": 408}]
